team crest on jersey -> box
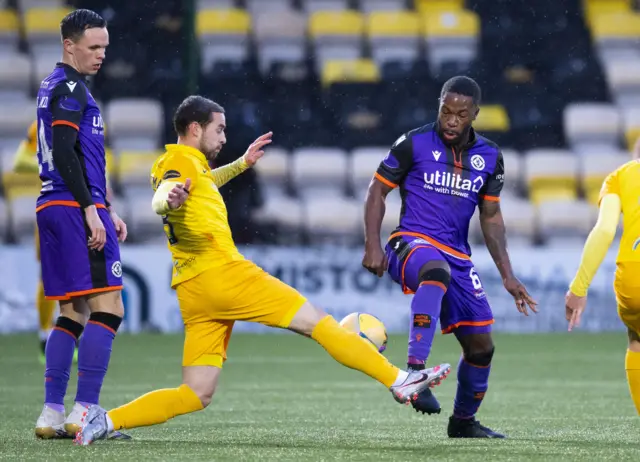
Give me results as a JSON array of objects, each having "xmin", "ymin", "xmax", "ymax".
[
  {"xmin": 470, "ymin": 155, "xmax": 485, "ymax": 171},
  {"xmin": 111, "ymin": 261, "xmax": 122, "ymax": 278},
  {"xmin": 163, "ymin": 170, "xmax": 181, "ymax": 180}
]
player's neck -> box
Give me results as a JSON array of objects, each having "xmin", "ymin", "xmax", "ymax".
[
  {"xmin": 176, "ymin": 138, "xmax": 203, "ymax": 154},
  {"xmin": 61, "ymin": 55, "xmax": 83, "ymax": 75}
]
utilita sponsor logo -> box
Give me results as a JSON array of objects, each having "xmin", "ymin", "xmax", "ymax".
[{"xmin": 423, "ymin": 171, "xmax": 484, "ymax": 198}]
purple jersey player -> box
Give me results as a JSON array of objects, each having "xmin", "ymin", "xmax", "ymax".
[
  {"xmin": 34, "ymin": 9, "xmax": 129, "ymax": 441},
  {"xmin": 363, "ymin": 76, "xmax": 537, "ymax": 438}
]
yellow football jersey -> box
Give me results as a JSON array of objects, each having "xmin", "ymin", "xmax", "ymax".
[
  {"xmin": 150, "ymin": 144, "xmax": 245, "ymax": 287},
  {"xmin": 599, "ymin": 159, "xmax": 640, "ymax": 263},
  {"xmin": 12, "ymin": 120, "xmax": 39, "ymax": 173}
]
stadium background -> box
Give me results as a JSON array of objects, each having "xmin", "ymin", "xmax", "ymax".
[{"xmin": 0, "ymin": 0, "xmax": 636, "ymax": 335}]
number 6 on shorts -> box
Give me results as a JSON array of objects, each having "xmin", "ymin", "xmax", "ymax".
[{"xmin": 469, "ymin": 268, "xmax": 483, "ymax": 291}]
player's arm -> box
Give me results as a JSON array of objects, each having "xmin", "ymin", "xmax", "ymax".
[
  {"xmin": 210, "ymin": 132, "xmax": 273, "ymax": 187},
  {"xmin": 49, "ymin": 82, "xmax": 94, "ymax": 209},
  {"xmin": 569, "ymin": 194, "xmax": 621, "ymax": 297},
  {"xmin": 363, "ymin": 134, "xmax": 413, "ymax": 276},
  {"xmin": 478, "ymin": 152, "xmax": 512, "ymax": 279},
  {"xmin": 151, "ymin": 159, "xmax": 198, "ymax": 215},
  {"xmin": 210, "ymin": 157, "xmax": 249, "ymax": 188},
  {"xmin": 479, "ymin": 151, "xmax": 537, "ymax": 314}
]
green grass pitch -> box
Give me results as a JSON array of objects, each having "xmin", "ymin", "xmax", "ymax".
[{"xmin": 0, "ymin": 332, "xmax": 638, "ymax": 461}]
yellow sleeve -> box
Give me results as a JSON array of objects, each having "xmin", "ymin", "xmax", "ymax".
[
  {"xmin": 210, "ymin": 157, "xmax": 249, "ymax": 188},
  {"xmin": 150, "ymin": 155, "xmax": 200, "ymax": 214},
  {"xmin": 569, "ymin": 193, "xmax": 621, "ymax": 296},
  {"xmin": 598, "ymin": 170, "xmax": 619, "ymax": 205},
  {"xmin": 150, "ymin": 155, "xmax": 200, "ymax": 192}
]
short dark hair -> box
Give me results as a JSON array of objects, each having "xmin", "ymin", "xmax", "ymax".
[
  {"xmin": 440, "ymin": 76, "xmax": 481, "ymax": 105},
  {"xmin": 60, "ymin": 9, "xmax": 107, "ymax": 42},
  {"xmin": 173, "ymin": 96, "xmax": 225, "ymax": 136}
]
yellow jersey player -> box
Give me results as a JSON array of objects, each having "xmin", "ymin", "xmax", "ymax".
[
  {"xmin": 12, "ymin": 121, "xmax": 60, "ymax": 364},
  {"xmin": 75, "ymin": 95, "xmax": 452, "ymax": 445},
  {"xmin": 565, "ymin": 144, "xmax": 640, "ymax": 414}
]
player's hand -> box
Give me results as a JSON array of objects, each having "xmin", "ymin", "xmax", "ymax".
[
  {"xmin": 110, "ymin": 209, "xmax": 128, "ymax": 242},
  {"xmin": 503, "ymin": 276, "xmax": 538, "ymax": 316},
  {"xmin": 242, "ymin": 132, "xmax": 273, "ymax": 167},
  {"xmin": 565, "ymin": 290, "xmax": 587, "ymax": 332},
  {"xmin": 362, "ymin": 244, "xmax": 388, "ymax": 277},
  {"xmin": 84, "ymin": 205, "xmax": 106, "ymax": 251},
  {"xmin": 167, "ymin": 178, "xmax": 191, "ymax": 210}
]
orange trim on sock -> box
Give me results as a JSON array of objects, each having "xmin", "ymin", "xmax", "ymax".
[
  {"xmin": 441, "ymin": 319, "xmax": 495, "ymax": 334},
  {"xmin": 88, "ymin": 320, "xmax": 116, "ymax": 335},
  {"xmin": 52, "ymin": 120, "xmax": 79, "ymax": 130},
  {"xmin": 463, "ymin": 357, "xmax": 491, "ymax": 369},
  {"xmin": 374, "ymin": 172, "xmax": 398, "ymax": 189},
  {"xmin": 53, "ymin": 326, "xmax": 77, "ymax": 340},
  {"xmin": 419, "ymin": 280, "xmax": 447, "ymax": 292},
  {"xmin": 36, "ymin": 201, "xmax": 107, "ymax": 212}
]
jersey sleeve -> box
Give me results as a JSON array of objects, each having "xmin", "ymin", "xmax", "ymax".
[
  {"xmin": 151, "ymin": 155, "xmax": 200, "ymax": 192},
  {"xmin": 375, "ymin": 133, "xmax": 414, "ymax": 188},
  {"xmin": 480, "ymin": 150, "xmax": 505, "ymax": 202},
  {"xmin": 598, "ymin": 170, "xmax": 620, "ymax": 205},
  {"xmin": 50, "ymin": 81, "xmax": 88, "ymax": 130}
]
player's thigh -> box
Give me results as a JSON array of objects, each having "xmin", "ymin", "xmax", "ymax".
[
  {"xmin": 35, "ymin": 223, "xmax": 41, "ymax": 261},
  {"xmin": 385, "ymin": 235, "xmax": 448, "ymax": 294},
  {"xmin": 85, "ymin": 289, "xmax": 124, "ymax": 317},
  {"xmin": 178, "ymin": 260, "xmax": 307, "ymax": 329},
  {"xmin": 615, "ymin": 265, "xmax": 640, "ymax": 336},
  {"xmin": 58, "ymin": 297, "xmax": 90, "ymax": 325},
  {"xmin": 182, "ymin": 316, "xmax": 235, "ymax": 369},
  {"xmin": 440, "ymin": 258, "xmax": 494, "ymax": 335}
]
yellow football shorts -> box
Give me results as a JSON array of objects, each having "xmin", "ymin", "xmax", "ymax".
[
  {"xmin": 176, "ymin": 259, "xmax": 307, "ymax": 368},
  {"xmin": 615, "ymin": 263, "xmax": 640, "ymax": 334}
]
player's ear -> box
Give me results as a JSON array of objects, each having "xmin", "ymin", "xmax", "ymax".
[{"xmin": 473, "ymin": 106, "xmax": 480, "ymax": 121}]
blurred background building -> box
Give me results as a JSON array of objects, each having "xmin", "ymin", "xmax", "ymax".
[{"xmin": 0, "ymin": 0, "xmax": 638, "ymax": 249}]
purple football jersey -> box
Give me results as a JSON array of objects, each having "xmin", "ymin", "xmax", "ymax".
[
  {"xmin": 376, "ymin": 123, "xmax": 505, "ymax": 257},
  {"xmin": 35, "ymin": 63, "xmax": 107, "ymax": 208}
]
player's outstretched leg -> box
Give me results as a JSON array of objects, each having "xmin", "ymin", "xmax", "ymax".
[
  {"xmin": 35, "ymin": 309, "xmax": 84, "ymax": 439},
  {"xmin": 625, "ymin": 328, "xmax": 640, "ymax": 414},
  {"xmin": 75, "ymin": 367, "xmax": 211, "ymax": 446},
  {"xmin": 447, "ymin": 328, "xmax": 505, "ymax": 438},
  {"xmin": 288, "ymin": 301, "xmax": 451, "ymax": 404},
  {"xmin": 66, "ymin": 292, "xmax": 123, "ymax": 437}
]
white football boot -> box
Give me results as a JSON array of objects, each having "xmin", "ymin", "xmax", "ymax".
[
  {"xmin": 35, "ymin": 405, "xmax": 66, "ymax": 439},
  {"xmin": 74, "ymin": 405, "xmax": 109, "ymax": 446},
  {"xmin": 390, "ymin": 363, "xmax": 451, "ymax": 404},
  {"xmin": 64, "ymin": 402, "xmax": 88, "ymax": 437}
]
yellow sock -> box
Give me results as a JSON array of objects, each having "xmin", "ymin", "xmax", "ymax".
[
  {"xmin": 625, "ymin": 349, "xmax": 640, "ymax": 414},
  {"xmin": 108, "ymin": 384, "xmax": 204, "ymax": 430},
  {"xmin": 37, "ymin": 279, "xmax": 56, "ymax": 334},
  {"xmin": 311, "ymin": 315, "xmax": 400, "ymax": 388}
]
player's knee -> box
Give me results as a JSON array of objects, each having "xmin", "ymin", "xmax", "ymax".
[
  {"xmin": 185, "ymin": 381, "xmax": 217, "ymax": 408},
  {"xmin": 465, "ymin": 345, "xmax": 495, "ymax": 367},
  {"xmin": 287, "ymin": 301, "xmax": 327, "ymax": 337},
  {"xmin": 628, "ymin": 329, "xmax": 640, "ymax": 352},
  {"xmin": 88, "ymin": 290, "xmax": 124, "ymax": 318},
  {"xmin": 88, "ymin": 312, "xmax": 123, "ymax": 334},
  {"xmin": 418, "ymin": 262, "xmax": 451, "ymax": 290}
]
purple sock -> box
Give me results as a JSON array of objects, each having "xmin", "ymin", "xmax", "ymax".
[
  {"xmin": 44, "ymin": 317, "xmax": 84, "ymax": 408},
  {"xmin": 453, "ymin": 355, "xmax": 490, "ymax": 418},
  {"xmin": 74, "ymin": 313, "xmax": 120, "ymax": 406},
  {"xmin": 408, "ymin": 282, "xmax": 445, "ymax": 366}
]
